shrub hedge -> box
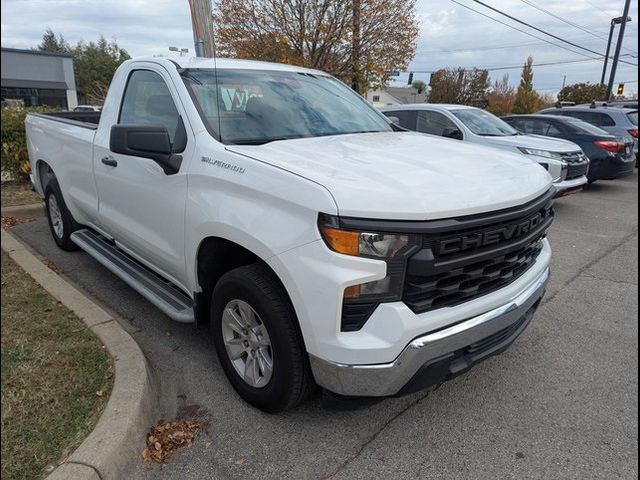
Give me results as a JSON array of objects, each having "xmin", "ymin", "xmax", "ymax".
[{"xmin": 1, "ymin": 107, "xmax": 53, "ymax": 181}]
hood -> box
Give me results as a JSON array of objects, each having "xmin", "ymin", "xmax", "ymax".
[
  {"xmin": 228, "ymin": 132, "xmax": 552, "ymax": 220},
  {"xmin": 481, "ymin": 133, "xmax": 581, "ymax": 152}
]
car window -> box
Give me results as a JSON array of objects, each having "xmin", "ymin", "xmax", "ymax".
[
  {"xmin": 541, "ymin": 121, "xmax": 562, "ymax": 137},
  {"xmin": 626, "ymin": 111, "xmax": 638, "ymax": 126},
  {"xmin": 119, "ymin": 70, "xmax": 180, "ymax": 142},
  {"xmin": 415, "ymin": 110, "xmax": 458, "ymax": 136},
  {"xmin": 183, "ymin": 69, "xmax": 391, "ymax": 144},
  {"xmin": 383, "ymin": 110, "xmax": 417, "ymax": 130},
  {"xmin": 560, "ymin": 111, "xmax": 615, "ymax": 127},
  {"xmin": 503, "ymin": 117, "xmax": 523, "ymax": 131},
  {"xmin": 563, "ymin": 117, "xmax": 610, "ymax": 136},
  {"xmin": 450, "ymin": 108, "xmax": 517, "ymax": 136}
]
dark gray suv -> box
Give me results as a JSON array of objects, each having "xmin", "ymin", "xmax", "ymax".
[{"xmin": 538, "ymin": 105, "xmax": 638, "ymax": 161}]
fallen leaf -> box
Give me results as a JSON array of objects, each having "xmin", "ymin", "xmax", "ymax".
[
  {"xmin": 205, "ymin": 441, "xmax": 212, "ymax": 449},
  {"xmin": 95, "ymin": 390, "xmax": 104, "ymax": 397},
  {"xmin": 234, "ymin": 458, "xmax": 245, "ymax": 466}
]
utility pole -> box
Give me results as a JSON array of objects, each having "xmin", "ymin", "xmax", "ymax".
[
  {"xmin": 601, "ymin": 15, "xmax": 632, "ymax": 85},
  {"xmin": 188, "ymin": 0, "xmax": 216, "ymax": 57},
  {"xmin": 562, "ymin": 75, "xmax": 566, "ymax": 89},
  {"xmin": 606, "ymin": 0, "xmax": 632, "ymax": 100},
  {"xmin": 351, "ymin": 0, "xmax": 361, "ymax": 93}
]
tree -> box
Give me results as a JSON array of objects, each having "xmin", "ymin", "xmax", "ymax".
[
  {"xmin": 213, "ymin": 0, "xmax": 420, "ymax": 91},
  {"xmin": 411, "ymin": 80, "xmax": 427, "ymax": 94},
  {"xmin": 37, "ymin": 30, "xmax": 130, "ymax": 103},
  {"xmin": 428, "ymin": 67, "xmax": 489, "ymax": 105},
  {"xmin": 38, "ymin": 27, "xmax": 70, "ymax": 53},
  {"xmin": 486, "ymin": 74, "xmax": 516, "ymax": 115},
  {"xmin": 558, "ymin": 82, "xmax": 607, "ymax": 104},
  {"xmin": 512, "ymin": 56, "xmax": 542, "ymax": 114},
  {"xmin": 73, "ymin": 36, "xmax": 130, "ymax": 99}
]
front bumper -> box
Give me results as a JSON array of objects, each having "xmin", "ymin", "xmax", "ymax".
[
  {"xmin": 309, "ymin": 267, "xmax": 549, "ymax": 397},
  {"xmin": 552, "ymin": 175, "xmax": 587, "ymax": 197}
]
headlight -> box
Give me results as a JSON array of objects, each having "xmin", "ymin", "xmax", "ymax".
[
  {"xmin": 517, "ymin": 147, "xmax": 563, "ymax": 160},
  {"xmin": 318, "ymin": 213, "xmax": 419, "ymax": 305}
]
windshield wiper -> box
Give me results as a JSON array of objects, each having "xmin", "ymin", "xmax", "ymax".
[{"xmin": 230, "ymin": 137, "xmax": 292, "ymax": 145}]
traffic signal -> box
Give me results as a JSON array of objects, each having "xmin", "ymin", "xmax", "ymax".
[
  {"xmin": 407, "ymin": 72, "xmax": 414, "ymax": 85},
  {"xmin": 617, "ymin": 83, "xmax": 625, "ymax": 95}
]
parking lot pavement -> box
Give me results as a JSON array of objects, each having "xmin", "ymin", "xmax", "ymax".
[{"xmin": 11, "ymin": 172, "xmax": 638, "ymax": 480}]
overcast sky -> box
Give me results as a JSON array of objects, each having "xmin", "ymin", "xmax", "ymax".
[{"xmin": 1, "ymin": 0, "xmax": 638, "ymax": 95}]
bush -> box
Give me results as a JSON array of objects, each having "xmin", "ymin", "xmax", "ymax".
[{"xmin": 1, "ymin": 107, "xmax": 53, "ymax": 181}]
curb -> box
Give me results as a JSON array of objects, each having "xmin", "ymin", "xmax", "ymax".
[
  {"xmin": 1, "ymin": 228, "xmax": 153, "ymax": 480},
  {"xmin": 1, "ymin": 202, "xmax": 44, "ymax": 219}
]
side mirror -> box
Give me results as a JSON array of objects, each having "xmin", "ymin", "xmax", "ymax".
[
  {"xmin": 110, "ymin": 124, "xmax": 182, "ymax": 174},
  {"xmin": 387, "ymin": 116, "xmax": 400, "ymax": 125},
  {"xmin": 442, "ymin": 127, "xmax": 463, "ymax": 140}
]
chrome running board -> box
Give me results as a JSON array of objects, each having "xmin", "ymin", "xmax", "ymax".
[{"xmin": 71, "ymin": 229, "xmax": 194, "ymax": 323}]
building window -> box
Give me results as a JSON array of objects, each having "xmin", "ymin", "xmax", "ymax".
[
  {"xmin": 1, "ymin": 86, "xmax": 66, "ymax": 109},
  {"xmin": 372, "ymin": 95, "xmax": 380, "ymax": 102}
]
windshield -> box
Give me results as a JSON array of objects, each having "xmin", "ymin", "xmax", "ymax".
[
  {"xmin": 451, "ymin": 108, "xmax": 518, "ymax": 136},
  {"xmin": 563, "ymin": 117, "xmax": 611, "ymax": 136},
  {"xmin": 627, "ymin": 111, "xmax": 638, "ymax": 126},
  {"xmin": 182, "ymin": 69, "xmax": 392, "ymax": 145}
]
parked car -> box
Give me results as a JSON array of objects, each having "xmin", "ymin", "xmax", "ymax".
[
  {"xmin": 26, "ymin": 57, "xmax": 554, "ymax": 412},
  {"xmin": 538, "ymin": 104, "xmax": 638, "ymax": 161},
  {"xmin": 502, "ymin": 114, "xmax": 635, "ymax": 182},
  {"xmin": 380, "ymin": 104, "xmax": 588, "ymax": 197}
]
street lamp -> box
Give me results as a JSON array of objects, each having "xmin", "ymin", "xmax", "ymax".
[{"xmin": 601, "ymin": 15, "xmax": 632, "ymax": 85}]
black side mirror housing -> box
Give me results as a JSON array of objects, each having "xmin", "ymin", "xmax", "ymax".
[
  {"xmin": 110, "ymin": 124, "xmax": 183, "ymax": 174},
  {"xmin": 442, "ymin": 127, "xmax": 463, "ymax": 140}
]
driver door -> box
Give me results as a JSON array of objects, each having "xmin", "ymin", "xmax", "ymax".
[{"xmin": 92, "ymin": 67, "xmax": 191, "ymax": 289}]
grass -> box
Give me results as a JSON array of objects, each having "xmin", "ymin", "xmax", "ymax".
[
  {"xmin": 1, "ymin": 181, "xmax": 42, "ymax": 208},
  {"xmin": 1, "ymin": 251, "xmax": 112, "ymax": 480}
]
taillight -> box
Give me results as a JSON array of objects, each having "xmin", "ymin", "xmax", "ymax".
[
  {"xmin": 628, "ymin": 128, "xmax": 638, "ymax": 138},
  {"xmin": 594, "ymin": 140, "xmax": 624, "ymax": 153}
]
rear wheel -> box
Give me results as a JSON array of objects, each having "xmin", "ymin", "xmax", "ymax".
[
  {"xmin": 211, "ymin": 263, "xmax": 314, "ymax": 412},
  {"xmin": 45, "ymin": 179, "xmax": 79, "ymax": 251}
]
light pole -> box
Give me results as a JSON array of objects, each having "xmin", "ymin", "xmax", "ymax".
[
  {"xmin": 606, "ymin": 0, "xmax": 632, "ymax": 100},
  {"xmin": 600, "ymin": 15, "xmax": 632, "ymax": 85}
]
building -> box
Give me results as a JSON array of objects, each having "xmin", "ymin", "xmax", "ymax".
[
  {"xmin": 365, "ymin": 86, "xmax": 428, "ymax": 107},
  {"xmin": 1, "ymin": 48, "xmax": 78, "ymax": 109}
]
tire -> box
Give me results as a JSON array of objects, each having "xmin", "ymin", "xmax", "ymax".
[
  {"xmin": 44, "ymin": 178, "xmax": 80, "ymax": 251},
  {"xmin": 211, "ymin": 263, "xmax": 314, "ymax": 412}
]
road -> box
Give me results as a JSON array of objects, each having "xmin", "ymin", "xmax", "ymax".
[{"xmin": 11, "ymin": 173, "xmax": 638, "ymax": 480}]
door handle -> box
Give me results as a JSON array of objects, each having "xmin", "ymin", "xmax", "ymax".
[{"xmin": 101, "ymin": 156, "xmax": 118, "ymax": 167}]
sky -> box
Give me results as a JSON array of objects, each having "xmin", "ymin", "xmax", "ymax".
[{"xmin": 1, "ymin": 0, "xmax": 638, "ymax": 96}]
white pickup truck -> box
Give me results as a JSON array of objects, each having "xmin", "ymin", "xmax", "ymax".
[{"xmin": 26, "ymin": 57, "xmax": 553, "ymax": 412}]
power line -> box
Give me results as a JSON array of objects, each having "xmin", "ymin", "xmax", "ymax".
[
  {"xmin": 516, "ymin": 0, "xmax": 638, "ymax": 54},
  {"xmin": 449, "ymin": 0, "xmax": 603, "ymax": 60},
  {"xmin": 417, "ymin": 33, "xmax": 630, "ymax": 55},
  {"xmin": 408, "ymin": 54, "xmax": 637, "ymax": 74},
  {"xmin": 468, "ymin": 0, "xmax": 637, "ymax": 66}
]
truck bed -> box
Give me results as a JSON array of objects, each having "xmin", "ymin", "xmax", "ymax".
[{"xmin": 30, "ymin": 111, "xmax": 101, "ymax": 130}]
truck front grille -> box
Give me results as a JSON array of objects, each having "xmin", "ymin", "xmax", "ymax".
[{"xmin": 402, "ymin": 191, "xmax": 553, "ymax": 314}]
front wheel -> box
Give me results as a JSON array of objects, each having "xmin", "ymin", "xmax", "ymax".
[
  {"xmin": 211, "ymin": 264, "xmax": 314, "ymax": 412},
  {"xmin": 45, "ymin": 179, "xmax": 79, "ymax": 251}
]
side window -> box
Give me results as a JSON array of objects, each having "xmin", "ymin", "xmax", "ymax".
[
  {"xmin": 516, "ymin": 119, "xmax": 536, "ymax": 134},
  {"xmin": 384, "ymin": 110, "xmax": 417, "ymax": 130},
  {"xmin": 591, "ymin": 113, "xmax": 615, "ymax": 127},
  {"xmin": 119, "ymin": 70, "xmax": 181, "ymax": 142},
  {"xmin": 542, "ymin": 121, "xmax": 562, "ymax": 137},
  {"xmin": 415, "ymin": 111, "xmax": 458, "ymax": 136},
  {"xmin": 506, "ymin": 118, "xmax": 524, "ymax": 131}
]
